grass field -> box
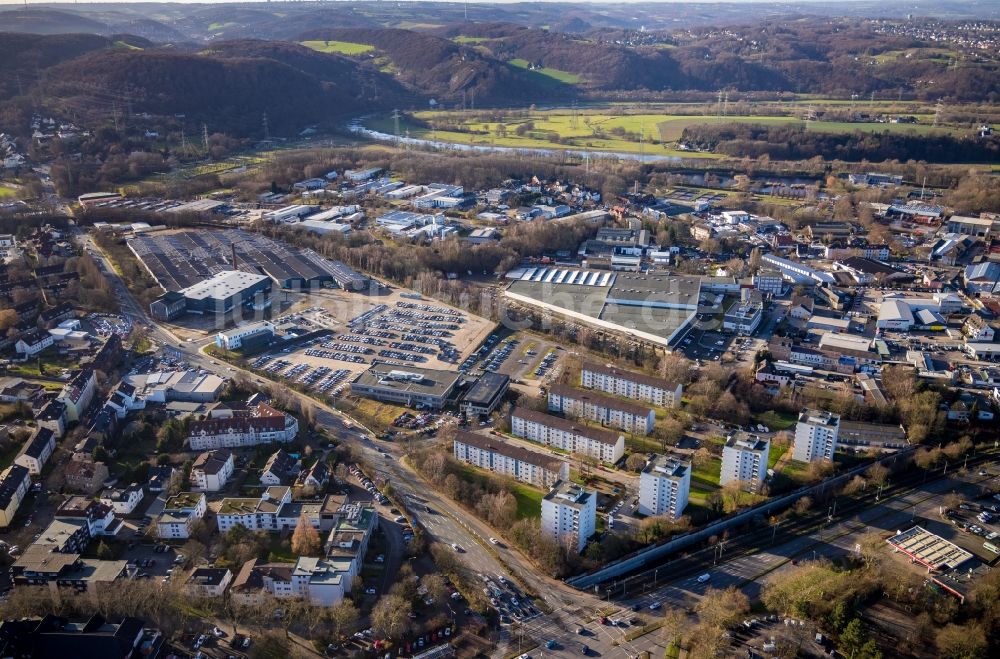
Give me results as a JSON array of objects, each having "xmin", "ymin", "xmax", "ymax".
[
  {"xmin": 752, "ymin": 410, "xmax": 799, "ymax": 432},
  {"xmin": 872, "ymin": 47, "xmax": 959, "ymax": 65},
  {"xmin": 300, "ymin": 40, "xmax": 375, "ymax": 55},
  {"xmin": 768, "ymin": 444, "xmax": 788, "ymax": 470},
  {"xmin": 657, "ymin": 115, "xmax": 960, "ymax": 140},
  {"xmin": 453, "ymin": 462, "xmax": 543, "ymax": 519},
  {"xmin": 512, "ymin": 483, "xmax": 544, "ymax": 519},
  {"xmin": 370, "ymin": 112, "xmax": 718, "ymax": 159},
  {"xmin": 369, "ymin": 103, "xmax": 964, "ymax": 159},
  {"xmin": 0, "ymin": 184, "xmax": 16, "ymax": 198},
  {"xmin": 508, "ymin": 58, "xmax": 582, "ymax": 85},
  {"xmin": 689, "ymin": 456, "xmax": 722, "ymax": 507},
  {"xmin": 452, "ymin": 36, "xmax": 493, "ymax": 44}
]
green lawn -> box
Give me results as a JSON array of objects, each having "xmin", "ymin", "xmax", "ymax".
[
  {"xmin": 691, "ymin": 457, "xmax": 722, "ymax": 491},
  {"xmin": 768, "ymin": 444, "xmax": 788, "ymax": 470},
  {"xmin": 872, "ymin": 47, "xmax": 959, "ymax": 65},
  {"xmin": 752, "ymin": 410, "xmax": 799, "ymax": 431},
  {"xmin": 267, "ymin": 536, "xmax": 297, "ymax": 563},
  {"xmin": 453, "ymin": 462, "xmax": 543, "ymax": 519},
  {"xmin": 508, "ymin": 58, "xmax": 582, "ymax": 85},
  {"xmin": 781, "ymin": 459, "xmax": 811, "ymax": 484},
  {"xmin": 5, "ymin": 351, "xmax": 80, "ymax": 378},
  {"xmin": 300, "ymin": 40, "xmax": 375, "ymax": 55},
  {"xmin": 512, "ymin": 484, "xmax": 544, "ymax": 519},
  {"xmin": 0, "ymin": 185, "xmax": 16, "ymax": 198}
]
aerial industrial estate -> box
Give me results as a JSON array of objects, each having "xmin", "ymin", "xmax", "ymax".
[{"xmin": 2, "ymin": 1, "xmax": 1000, "ymax": 658}]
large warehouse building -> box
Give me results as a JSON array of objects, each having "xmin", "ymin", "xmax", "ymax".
[
  {"xmin": 150, "ymin": 270, "xmax": 272, "ymax": 320},
  {"xmin": 503, "ymin": 268, "xmax": 700, "ymax": 348}
]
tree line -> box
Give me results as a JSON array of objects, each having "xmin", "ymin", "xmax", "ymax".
[{"xmin": 682, "ymin": 123, "xmax": 1000, "ymax": 164}]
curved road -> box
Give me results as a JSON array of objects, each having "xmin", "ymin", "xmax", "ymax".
[{"xmin": 80, "ymin": 232, "xmax": 636, "ymax": 658}]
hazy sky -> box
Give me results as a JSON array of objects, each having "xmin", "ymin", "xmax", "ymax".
[{"xmin": 0, "ymin": 0, "xmax": 851, "ymax": 5}]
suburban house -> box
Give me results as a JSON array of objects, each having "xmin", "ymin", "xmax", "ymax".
[
  {"xmin": 14, "ymin": 428, "xmax": 56, "ymax": 476},
  {"xmin": 260, "ymin": 449, "xmax": 297, "ymax": 486},
  {"xmin": 14, "ymin": 330, "xmax": 54, "ymax": 357},
  {"xmin": 191, "ymin": 449, "xmax": 235, "ymax": 492},
  {"xmin": 186, "ymin": 567, "xmax": 234, "ymax": 598},
  {"xmin": 156, "ymin": 492, "xmax": 207, "ymax": 539},
  {"xmin": 99, "ymin": 484, "xmax": 144, "ymax": 515},
  {"xmin": 0, "ymin": 464, "xmax": 31, "ymax": 528},
  {"xmin": 64, "ymin": 455, "xmax": 110, "ymax": 495}
]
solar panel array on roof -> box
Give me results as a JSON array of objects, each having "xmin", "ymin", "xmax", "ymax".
[
  {"xmin": 887, "ymin": 526, "xmax": 973, "ymax": 570},
  {"xmin": 517, "ymin": 268, "xmax": 614, "ymax": 287}
]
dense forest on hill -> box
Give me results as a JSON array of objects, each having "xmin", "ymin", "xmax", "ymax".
[
  {"xmin": 680, "ymin": 123, "xmax": 1000, "ymax": 163},
  {"xmin": 37, "ymin": 50, "xmax": 363, "ymax": 135},
  {"xmin": 0, "ymin": 32, "xmax": 143, "ymax": 99},
  {"xmin": 428, "ymin": 19, "xmax": 1000, "ymax": 101},
  {"xmin": 298, "ymin": 28, "xmax": 571, "ymax": 106},
  {"xmin": 0, "ymin": 35, "xmax": 405, "ymax": 139}
]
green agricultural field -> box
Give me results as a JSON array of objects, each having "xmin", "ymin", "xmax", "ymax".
[
  {"xmin": 380, "ymin": 110, "xmax": 720, "ymax": 158},
  {"xmin": 508, "ymin": 58, "xmax": 582, "ymax": 85},
  {"xmin": 872, "ymin": 47, "xmax": 959, "ymax": 65},
  {"xmin": 452, "ymin": 35, "xmax": 493, "ymax": 44},
  {"xmin": 656, "ymin": 115, "xmax": 798, "ymax": 141},
  {"xmin": 300, "ymin": 40, "xmax": 375, "ymax": 55},
  {"xmin": 0, "ymin": 184, "xmax": 16, "ymax": 198},
  {"xmin": 657, "ymin": 115, "xmax": 960, "ymax": 141},
  {"xmin": 367, "ymin": 103, "xmax": 967, "ymax": 159}
]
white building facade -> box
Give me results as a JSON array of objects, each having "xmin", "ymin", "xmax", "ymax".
[
  {"xmin": 580, "ymin": 362, "xmax": 683, "ymax": 408},
  {"xmin": 547, "ymin": 384, "xmax": 655, "ymax": 435},
  {"xmin": 452, "ymin": 431, "xmax": 569, "ymax": 488},
  {"xmin": 793, "ymin": 409, "xmax": 840, "ymax": 462},
  {"xmin": 720, "ymin": 435, "xmax": 770, "ymax": 491},
  {"xmin": 510, "ymin": 407, "xmax": 625, "ymax": 463},
  {"xmin": 638, "ymin": 455, "xmax": 691, "ymax": 519},
  {"xmin": 541, "ymin": 481, "xmax": 596, "ymax": 554}
]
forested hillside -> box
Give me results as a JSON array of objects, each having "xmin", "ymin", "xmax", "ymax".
[
  {"xmin": 681, "ymin": 123, "xmax": 1000, "ymax": 163},
  {"xmin": 298, "ymin": 28, "xmax": 576, "ymax": 105}
]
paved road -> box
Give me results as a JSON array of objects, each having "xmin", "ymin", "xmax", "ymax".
[{"xmin": 83, "ymin": 235, "xmax": 633, "ymax": 658}]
